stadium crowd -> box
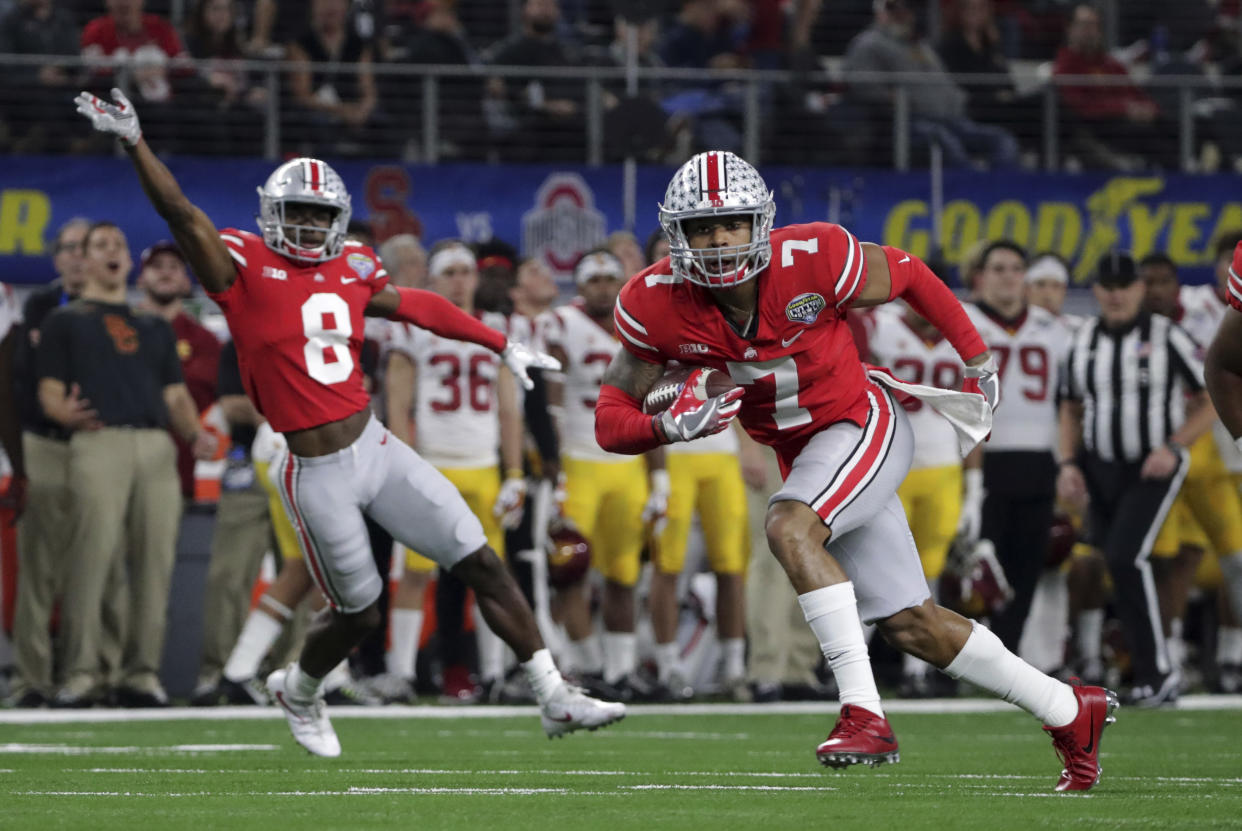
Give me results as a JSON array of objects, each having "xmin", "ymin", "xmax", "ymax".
[
  {"xmin": 5, "ymin": 0, "xmax": 1242, "ymax": 167},
  {"xmin": 2, "ymin": 1, "xmax": 1242, "ymax": 714}
]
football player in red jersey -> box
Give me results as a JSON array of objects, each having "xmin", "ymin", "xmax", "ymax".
[
  {"xmin": 76, "ymin": 88, "xmax": 625, "ymax": 756},
  {"xmin": 594, "ymin": 150, "xmax": 1116, "ymax": 790}
]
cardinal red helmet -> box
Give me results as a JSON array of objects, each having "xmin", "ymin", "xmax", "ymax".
[
  {"xmin": 1046, "ymin": 511, "xmax": 1078, "ymax": 568},
  {"xmin": 939, "ymin": 537, "xmax": 1014, "ymax": 618},
  {"xmin": 546, "ymin": 518, "xmax": 591, "ymax": 588}
]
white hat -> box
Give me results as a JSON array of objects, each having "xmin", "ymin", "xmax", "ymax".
[{"xmin": 1026, "ymin": 254, "xmax": 1069, "ymax": 284}]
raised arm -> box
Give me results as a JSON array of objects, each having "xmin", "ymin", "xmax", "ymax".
[{"xmin": 74, "ymin": 89, "xmax": 236, "ymax": 294}]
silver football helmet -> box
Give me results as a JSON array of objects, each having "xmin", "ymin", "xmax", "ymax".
[
  {"xmin": 256, "ymin": 157, "xmax": 351, "ymax": 263},
  {"xmin": 658, "ymin": 150, "xmax": 776, "ymax": 288}
]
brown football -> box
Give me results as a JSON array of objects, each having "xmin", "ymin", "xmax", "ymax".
[{"xmin": 642, "ymin": 366, "xmax": 739, "ymax": 414}]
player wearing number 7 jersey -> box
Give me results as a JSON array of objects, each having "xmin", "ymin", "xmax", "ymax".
[
  {"xmin": 75, "ymin": 87, "xmax": 624, "ymax": 756},
  {"xmin": 594, "ymin": 150, "xmax": 1116, "ymax": 791}
]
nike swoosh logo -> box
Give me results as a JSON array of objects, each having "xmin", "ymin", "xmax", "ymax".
[
  {"xmin": 874, "ymin": 732, "xmax": 897, "ymax": 745},
  {"xmin": 782, "ymin": 331, "xmax": 805, "ymax": 348},
  {"xmin": 1081, "ymin": 708, "xmax": 1095, "ymax": 754},
  {"xmin": 899, "ymin": 255, "xmax": 910, "ymax": 264},
  {"xmin": 341, "ymin": 276, "xmax": 358, "ymax": 284},
  {"xmin": 380, "ymin": 433, "xmax": 388, "ymax": 445},
  {"xmin": 274, "ymin": 691, "xmax": 309, "ymax": 724}
]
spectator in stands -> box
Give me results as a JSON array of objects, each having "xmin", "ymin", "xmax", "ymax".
[
  {"xmin": 485, "ymin": 0, "xmax": 587, "ymax": 161},
  {"xmin": 38, "ymin": 221, "xmax": 213, "ymax": 707},
  {"xmin": 657, "ymin": 0, "xmax": 749, "ymax": 154},
  {"xmin": 377, "ymin": 234, "xmax": 428, "ymax": 290},
  {"xmin": 937, "ymin": 0, "xmax": 1042, "ymax": 158},
  {"xmin": 285, "ymin": 0, "xmax": 383, "ymax": 157},
  {"xmin": 0, "ymin": 0, "xmax": 82, "ymax": 153},
  {"xmin": 843, "ymin": 0, "xmax": 1018, "ymax": 169},
  {"xmin": 593, "ymin": 14, "xmax": 677, "ymax": 162},
  {"xmin": 183, "ymin": 0, "xmax": 268, "ymax": 155},
  {"xmin": 606, "ymin": 231, "xmax": 645, "ymax": 279},
  {"xmin": 391, "ymin": 0, "xmax": 483, "ymax": 159},
  {"xmin": 136, "ymin": 241, "xmax": 221, "ymax": 500},
  {"xmin": 6, "ymin": 217, "xmax": 88, "ymax": 708},
  {"xmin": 1053, "ymin": 4, "xmax": 1180, "ymax": 170},
  {"xmin": 644, "ymin": 228, "xmax": 669, "ymax": 265}
]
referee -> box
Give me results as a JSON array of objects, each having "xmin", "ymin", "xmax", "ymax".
[{"xmin": 1057, "ymin": 252, "xmax": 1217, "ymax": 707}]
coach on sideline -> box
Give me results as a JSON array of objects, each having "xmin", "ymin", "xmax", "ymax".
[
  {"xmin": 37, "ymin": 220, "xmax": 214, "ymax": 707},
  {"xmin": 1056, "ymin": 252, "xmax": 1216, "ymax": 708}
]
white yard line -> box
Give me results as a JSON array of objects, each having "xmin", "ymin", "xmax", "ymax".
[
  {"xmin": 0, "ymin": 743, "xmax": 278, "ymax": 755},
  {"xmin": 2, "ymin": 695, "xmax": 1238, "ymax": 724}
]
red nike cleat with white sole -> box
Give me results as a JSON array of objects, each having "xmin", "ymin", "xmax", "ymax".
[
  {"xmin": 816, "ymin": 704, "xmax": 900, "ymax": 768},
  {"xmin": 1042, "ymin": 678, "xmax": 1119, "ymax": 792}
]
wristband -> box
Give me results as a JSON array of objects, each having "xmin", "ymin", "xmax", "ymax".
[{"xmin": 505, "ymin": 468, "xmax": 526, "ymax": 480}]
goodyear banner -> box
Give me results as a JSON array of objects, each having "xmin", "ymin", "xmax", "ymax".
[{"xmin": 3, "ymin": 156, "xmax": 1240, "ymax": 287}]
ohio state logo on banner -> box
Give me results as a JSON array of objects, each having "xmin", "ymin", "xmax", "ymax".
[{"xmin": 522, "ymin": 173, "xmax": 606, "ymax": 281}]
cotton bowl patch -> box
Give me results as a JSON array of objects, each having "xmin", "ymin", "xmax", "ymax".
[
  {"xmin": 347, "ymin": 252, "xmax": 375, "ymax": 279},
  {"xmin": 785, "ymin": 292, "xmax": 826, "ymax": 324}
]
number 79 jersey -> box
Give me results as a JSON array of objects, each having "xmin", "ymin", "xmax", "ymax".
[
  {"xmin": 614, "ymin": 222, "xmax": 873, "ymax": 457},
  {"xmin": 207, "ymin": 228, "xmax": 390, "ymax": 432},
  {"xmin": 963, "ymin": 303, "xmax": 1070, "ymax": 453}
]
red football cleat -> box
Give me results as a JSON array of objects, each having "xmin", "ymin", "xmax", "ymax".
[
  {"xmin": 816, "ymin": 704, "xmax": 900, "ymax": 768},
  {"xmin": 1042, "ymin": 678, "xmax": 1119, "ymax": 792}
]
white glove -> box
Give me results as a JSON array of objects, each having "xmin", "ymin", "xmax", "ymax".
[
  {"xmin": 963, "ymin": 355, "xmax": 1001, "ymax": 413},
  {"xmin": 657, "ymin": 368, "xmax": 744, "ymax": 443},
  {"xmin": 494, "ymin": 475, "xmax": 527, "ymax": 530},
  {"xmin": 642, "ymin": 469, "xmax": 671, "ymax": 536},
  {"xmin": 74, "ymin": 87, "xmax": 142, "ymax": 146},
  {"xmin": 956, "ymin": 467, "xmax": 985, "ymax": 544},
  {"xmin": 501, "ymin": 341, "xmax": 561, "ymax": 391},
  {"xmin": 251, "ymin": 420, "xmax": 288, "ymax": 467}
]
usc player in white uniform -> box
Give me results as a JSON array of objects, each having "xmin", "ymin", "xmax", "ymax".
[
  {"xmin": 382, "ymin": 241, "xmax": 526, "ymax": 696},
  {"xmin": 1140, "ymin": 251, "xmax": 1242, "ymax": 684},
  {"xmin": 545, "ymin": 249, "xmax": 658, "ymax": 694},
  {"xmin": 869, "ymin": 303, "xmax": 965, "ymax": 695}
]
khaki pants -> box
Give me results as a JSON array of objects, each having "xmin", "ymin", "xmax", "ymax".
[
  {"xmin": 198, "ymin": 474, "xmax": 272, "ymax": 686},
  {"xmin": 61, "ymin": 428, "xmax": 182, "ymax": 693},
  {"xmin": 12, "ymin": 432, "xmax": 70, "ymax": 694},
  {"xmin": 745, "ymin": 449, "xmax": 821, "ymax": 687}
]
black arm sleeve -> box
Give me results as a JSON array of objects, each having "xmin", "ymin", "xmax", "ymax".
[{"xmin": 523, "ymin": 368, "xmax": 559, "ymax": 465}]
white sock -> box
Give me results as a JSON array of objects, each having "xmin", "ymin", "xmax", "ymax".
[
  {"xmin": 475, "ymin": 603, "xmax": 506, "ymax": 683},
  {"xmin": 387, "ymin": 609, "xmax": 423, "ymax": 680},
  {"xmin": 1167, "ymin": 618, "xmax": 1185, "ymax": 670},
  {"xmin": 798, "ymin": 583, "xmax": 882, "ymax": 717},
  {"xmin": 1077, "ymin": 608, "xmax": 1105, "ymax": 663},
  {"xmin": 285, "ymin": 662, "xmax": 323, "ymax": 701},
  {"xmin": 945, "ymin": 620, "xmax": 1079, "ymax": 727},
  {"xmin": 720, "ymin": 637, "xmax": 746, "ymax": 681},
  {"xmin": 322, "ymin": 660, "xmax": 351, "ymax": 693},
  {"xmin": 655, "ymin": 641, "xmax": 680, "ymax": 683},
  {"xmin": 568, "ymin": 635, "xmax": 603, "ymax": 675},
  {"xmin": 521, "ymin": 648, "xmax": 563, "ymax": 705},
  {"xmin": 602, "ymin": 631, "xmax": 637, "ymax": 685},
  {"xmin": 223, "ymin": 609, "xmax": 285, "ymax": 682},
  {"xmin": 1219, "ymin": 554, "xmax": 1242, "ymax": 629},
  {"xmin": 1218, "ymin": 626, "xmax": 1242, "ymax": 665}
]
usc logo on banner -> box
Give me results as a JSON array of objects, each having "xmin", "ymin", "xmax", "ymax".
[{"xmin": 103, "ymin": 314, "xmax": 139, "ymax": 354}]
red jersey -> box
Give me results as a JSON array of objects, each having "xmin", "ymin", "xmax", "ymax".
[
  {"xmin": 81, "ymin": 14, "xmax": 183, "ymax": 60},
  {"xmin": 614, "ymin": 222, "xmax": 873, "ymax": 455},
  {"xmin": 170, "ymin": 311, "xmax": 221, "ymax": 497},
  {"xmin": 207, "ymin": 229, "xmax": 389, "ymax": 432}
]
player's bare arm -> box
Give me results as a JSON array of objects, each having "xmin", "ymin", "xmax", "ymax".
[
  {"xmin": 74, "ymin": 89, "xmax": 236, "ymax": 294},
  {"xmin": 600, "ymin": 348, "xmax": 666, "ymax": 401},
  {"xmin": 1056, "ymin": 399, "xmax": 1087, "ymax": 507},
  {"xmin": 1206, "ymin": 309, "xmax": 1242, "ymax": 442}
]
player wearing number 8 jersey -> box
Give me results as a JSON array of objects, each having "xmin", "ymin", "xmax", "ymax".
[
  {"xmin": 75, "ymin": 87, "xmax": 624, "ymax": 757},
  {"xmin": 962, "ymin": 242, "xmax": 1072, "ymax": 653},
  {"xmin": 595, "ymin": 150, "xmax": 1116, "ymax": 790}
]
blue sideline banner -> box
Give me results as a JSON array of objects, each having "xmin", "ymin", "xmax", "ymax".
[{"xmin": 2, "ymin": 156, "xmax": 1239, "ymax": 287}]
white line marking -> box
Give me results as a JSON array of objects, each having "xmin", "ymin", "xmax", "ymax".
[
  {"xmin": 1, "ymin": 695, "xmax": 1237, "ymax": 724},
  {"xmin": 626, "ymin": 785, "xmax": 836, "ymax": 792},
  {"xmin": 0, "ymin": 743, "xmax": 277, "ymax": 755}
]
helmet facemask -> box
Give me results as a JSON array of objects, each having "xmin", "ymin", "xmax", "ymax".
[{"xmin": 658, "ymin": 150, "xmax": 776, "ymax": 289}]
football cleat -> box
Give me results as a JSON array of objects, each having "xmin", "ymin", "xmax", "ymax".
[
  {"xmin": 816, "ymin": 704, "xmax": 900, "ymax": 768},
  {"xmin": 539, "ymin": 683, "xmax": 627, "ymax": 738},
  {"xmin": 1042, "ymin": 678, "xmax": 1118, "ymax": 792},
  {"xmin": 267, "ymin": 666, "xmax": 341, "ymax": 758}
]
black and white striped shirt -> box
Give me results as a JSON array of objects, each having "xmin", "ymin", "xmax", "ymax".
[{"xmin": 1061, "ymin": 313, "xmax": 1205, "ymax": 463}]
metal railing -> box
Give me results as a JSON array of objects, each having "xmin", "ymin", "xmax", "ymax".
[{"xmin": 3, "ymin": 53, "xmax": 1241, "ymax": 172}]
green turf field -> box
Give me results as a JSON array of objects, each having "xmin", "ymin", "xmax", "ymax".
[{"xmin": 2, "ymin": 703, "xmax": 1240, "ymax": 830}]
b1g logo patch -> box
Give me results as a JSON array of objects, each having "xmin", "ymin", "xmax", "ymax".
[
  {"xmin": 785, "ymin": 292, "xmax": 826, "ymax": 325},
  {"xmin": 347, "ymin": 252, "xmax": 376, "ymax": 279}
]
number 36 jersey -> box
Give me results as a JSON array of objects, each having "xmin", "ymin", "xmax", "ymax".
[
  {"xmin": 207, "ymin": 228, "xmax": 389, "ymax": 432},
  {"xmin": 614, "ymin": 222, "xmax": 872, "ymax": 460},
  {"xmin": 964, "ymin": 303, "xmax": 1070, "ymax": 453}
]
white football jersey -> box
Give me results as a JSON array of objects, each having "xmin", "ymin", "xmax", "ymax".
[
  {"xmin": 1177, "ymin": 284, "xmax": 1225, "ymax": 349},
  {"xmin": 870, "ymin": 305, "xmax": 963, "ymax": 469},
  {"xmin": 383, "ymin": 311, "xmax": 507, "ymax": 469},
  {"xmin": 0, "ymin": 282, "xmax": 19, "ymax": 341},
  {"xmin": 547, "ymin": 301, "xmax": 628, "ymax": 462},
  {"xmin": 966, "ymin": 303, "xmax": 1070, "ymax": 453}
]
